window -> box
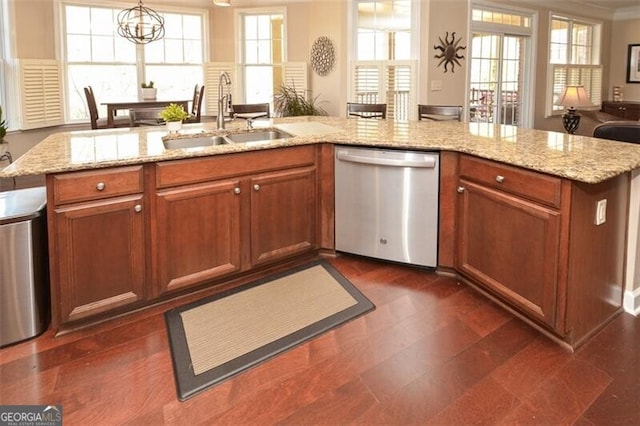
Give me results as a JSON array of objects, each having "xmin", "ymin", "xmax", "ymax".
[
  {"xmin": 547, "ymin": 14, "xmax": 601, "ymax": 115},
  {"xmin": 350, "ymin": 0, "xmax": 417, "ymax": 121},
  {"xmin": 62, "ymin": 2, "xmax": 206, "ymax": 122},
  {"xmin": 238, "ymin": 12, "xmax": 284, "ymax": 106},
  {"xmin": 469, "ymin": 5, "xmax": 535, "ymax": 127}
]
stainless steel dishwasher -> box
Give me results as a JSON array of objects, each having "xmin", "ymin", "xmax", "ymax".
[{"xmin": 335, "ymin": 146, "xmax": 439, "ymax": 268}]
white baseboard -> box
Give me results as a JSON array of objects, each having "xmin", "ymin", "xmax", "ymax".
[{"xmin": 623, "ymin": 287, "xmax": 640, "ymax": 316}]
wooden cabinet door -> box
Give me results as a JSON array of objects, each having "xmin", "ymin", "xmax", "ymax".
[
  {"xmin": 154, "ymin": 179, "xmax": 242, "ymax": 295},
  {"xmin": 53, "ymin": 195, "xmax": 145, "ymax": 324},
  {"xmin": 250, "ymin": 166, "xmax": 316, "ymax": 266},
  {"xmin": 457, "ymin": 180, "xmax": 561, "ymax": 327}
]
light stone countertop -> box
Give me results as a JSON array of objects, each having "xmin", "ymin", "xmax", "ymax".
[{"xmin": 2, "ymin": 116, "xmax": 640, "ymax": 184}]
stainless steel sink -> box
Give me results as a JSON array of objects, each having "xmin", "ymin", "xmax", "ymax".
[
  {"xmin": 163, "ymin": 135, "xmax": 229, "ymax": 149},
  {"xmin": 225, "ymin": 130, "xmax": 292, "ymax": 143}
]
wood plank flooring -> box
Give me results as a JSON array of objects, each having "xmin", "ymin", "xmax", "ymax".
[{"xmin": 1, "ymin": 255, "xmax": 639, "ymax": 425}]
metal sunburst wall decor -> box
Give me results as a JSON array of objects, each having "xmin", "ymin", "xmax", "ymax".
[
  {"xmin": 310, "ymin": 36, "xmax": 335, "ymax": 76},
  {"xmin": 434, "ymin": 31, "xmax": 466, "ymax": 73}
]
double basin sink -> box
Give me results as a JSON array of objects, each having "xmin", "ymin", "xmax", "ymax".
[{"xmin": 163, "ymin": 129, "xmax": 292, "ymax": 150}]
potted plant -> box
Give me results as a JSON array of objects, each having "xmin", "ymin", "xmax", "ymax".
[
  {"xmin": 0, "ymin": 105, "xmax": 7, "ymax": 141},
  {"xmin": 0, "ymin": 105, "xmax": 8, "ymax": 155},
  {"xmin": 160, "ymin": 103, "xmax": 190, "ymax": 133},
  {"xmin": 141, "ymin": 81, "xmax": 157, "ymax": 100},
  {"xmin": 274, "ymin": 83, "xmax": 327, "ymax": 117}
]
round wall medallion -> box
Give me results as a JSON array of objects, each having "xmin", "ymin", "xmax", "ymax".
[{"xmin": 310, "ymin": 36, "xmax": 335, "ymax": 76}]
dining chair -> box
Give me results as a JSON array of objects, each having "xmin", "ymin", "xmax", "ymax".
[
  {"xmin": 346, "ymin": 102, "xmax": 386, "ymax": 119},
  {"xmin": 184, "ymin": 85, "xmax": 205, "ymax": 123},
  {"xmin": 232, "ymin": 103, "xmax": 270, "ymax": 119},
  {"xmin": 84, "ymin": 86, "xmax": 130, "ymax": 130},
  {"xmin": 418, "ymin": 105, "xmax": 462, "ymax": 122}
]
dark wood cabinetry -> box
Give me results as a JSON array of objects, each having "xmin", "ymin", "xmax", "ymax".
[
  {"xmin": 151, "ymin": 146, "xmax": 318, "ymax": 297},
  {"xmin": 153, "ymin": 179, "xmax": 242, "ymax": 295},
  {"xmin": 48, "ymin": 166, "xmax": 146, "ymax": 326},
  {"xmin": 250, "ymin": 167, "xmax": 316, "ymax": 266},
  {"xmin": 601, "ymin": 101, "xmax": 640, "ymax": 120},
  {"xmin": 454, "ymin": 154, "xmax": 629, "ymax": 347},
  {"xmin": 47, "ymin": 146, "xmax": 321, "ymax": 331}
]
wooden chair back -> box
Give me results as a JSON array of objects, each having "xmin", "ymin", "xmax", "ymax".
[
  {"xmin": 347, "ymin": 102, "xmax": 387, "ymax": 119},
  {"xmin": 232, "ymin": 103, "xmax": 270, "ymax": 119},
  {"xmin": 84, "ymin": 86, "xmax": 100, "ymax": 129},
  {"xmin": 185, "ymin": 85, "xmax": 205, "ymax": 123},
  {"xmin": 418, "ymin": 105, "xmax": 462, "ymax": 121}
]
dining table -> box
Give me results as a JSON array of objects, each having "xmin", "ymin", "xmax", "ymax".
[{"xmin": 101, "ymin": 98, "xmax": 191, "ymax": 127}]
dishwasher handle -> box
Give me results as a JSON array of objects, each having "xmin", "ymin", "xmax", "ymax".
[{"xmin": 337, "ymin": 150, "xmax": 437, "ymax": 168}]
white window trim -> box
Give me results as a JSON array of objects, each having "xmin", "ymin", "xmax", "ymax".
[
  {"xmin": 55, "ymin": 0, "xmax": 209, "ymax": 124},
  {"xmin": 1, "ymin": 0, "xmax": 20, "ymax": 131},
  {"xmin": 348, "ymin": 0, "xmax": 420, "ymax": 120},
  {"xmin": 469, "ymin": 1, "xmax": 538, "ymax": 128},
  {"xmin": 233, "ymin": 6, "xmax": 288, "ymax": 103},
  {"xmin": 545, "ymin": 12, "xmax": 603, "ymax": 117}
]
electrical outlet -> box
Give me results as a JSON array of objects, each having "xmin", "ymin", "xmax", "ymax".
[{"xmin": 595, "ymin": 199, "xmax": 607, "ymax": 225}]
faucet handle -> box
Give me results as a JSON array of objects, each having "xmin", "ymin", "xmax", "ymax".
[{"xmin": 246, "ymin": 118, "xmax": 254, "ymax": 130}]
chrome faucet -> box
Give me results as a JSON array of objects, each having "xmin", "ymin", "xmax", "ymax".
[{"xmin": 217, "ymin": 71, "xmax": 232, "ymax": 130}]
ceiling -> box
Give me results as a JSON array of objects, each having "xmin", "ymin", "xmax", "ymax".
[{"xmin": 154, "ymin": 0, "xmax": 640, "ymax": 19}]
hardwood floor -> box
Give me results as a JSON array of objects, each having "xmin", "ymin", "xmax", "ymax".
[{"xmin": 1, "ymin": 255, "xmax": 638, "ymax": 425}]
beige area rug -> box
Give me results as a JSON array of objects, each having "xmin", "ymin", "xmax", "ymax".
[{"xmin": 165, "ymin": 260, "xmax": 375, "ymax": 401}]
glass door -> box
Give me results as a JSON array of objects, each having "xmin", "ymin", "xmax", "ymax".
[{"xmin": 469, "ymin": 32, "xmax": 527, "ymax": 126}]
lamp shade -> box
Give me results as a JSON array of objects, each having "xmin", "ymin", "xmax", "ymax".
[
  {"xmin": 213, "ymin": 0, "xmax": 231, "ymax": 6},
  {"xmin": 555, "ymin": 85, "xmax": 592, "ymax": 108}
]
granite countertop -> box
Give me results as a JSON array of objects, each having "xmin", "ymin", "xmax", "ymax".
[{"xmin": 2, "ymin": 116, "xmax": 640, "ymax": 184}]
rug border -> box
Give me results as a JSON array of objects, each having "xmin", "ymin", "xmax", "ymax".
[{"xmin": 164, "ymin": 259, "xmax": 375, "ymax": 401}]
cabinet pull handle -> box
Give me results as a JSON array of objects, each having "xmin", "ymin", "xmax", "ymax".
[
  {"xmin": 457, "ymin": 186, "xmax": 465, "ymax": 193},
  {"xmin": 134, "ymin": 204, "xmax": 142, "ymax": 213},
  {"xmin": 495, "ymin": 175, "xmax": 505, "ymax": 183},
  {"xmin": 234, "ymin": 187, "xmax": 241, "ymax": 194},
  {"xmin": 96, "ymin": 182, "xmax": 105, "ymax": 191},
  {"xmin": 253, "ymin": 184, "xmax": 260, "ymax": 191}
]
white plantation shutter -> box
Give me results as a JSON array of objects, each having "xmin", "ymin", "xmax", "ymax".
[
  {"xmin": 282, "ymin": 62, "xmax": 308, "ymax": 95},
  {"xmin": 350, "ymin": 60, "xmax": 416, "ymax": 121},
  {"xmin": 548, "ymin": 65, "xmax": 603, "ymax": 116},
  {"xmin": 19, "ymin": 59, "xmax": 64, "ymax": 129},
  {"xmin": 205, "ymin": 62, "xmax": 236, "ymax": 116},
  {"xmin": 351, "ymin": 62, "xmax": 382, "ymax": 104}
]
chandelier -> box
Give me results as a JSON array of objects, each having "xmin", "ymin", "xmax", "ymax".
[{"xmin": 117, "ymin": 0, "xmax": 165, "ymax": 45}]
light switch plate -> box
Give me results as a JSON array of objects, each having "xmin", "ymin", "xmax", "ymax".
[
  {"xmin": 431, "ymin": 80, "xmax": 442, "ymax": 91},
  {"xmin": 595, "ymin": 199, "xmax": 607, "ymax": 225}
]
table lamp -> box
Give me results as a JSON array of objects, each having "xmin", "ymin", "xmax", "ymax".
[{"xmin": 555, "ymin": 85, "xmax": 592, "ymax": 134}]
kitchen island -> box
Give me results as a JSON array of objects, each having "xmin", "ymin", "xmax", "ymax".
[{"xmin": 2, "ymin": 116, "xmax": 640, "ymax": 348}]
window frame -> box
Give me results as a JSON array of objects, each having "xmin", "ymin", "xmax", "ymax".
[
  {"xmin": 469, "ymin": 2, "xmax": 537, "ymax": 128},
  {"xmin": 233, "ymin": 6, "xmax": 287, "ymax": 105},
  {"xmin": 57, "ymin": 0, "xmax": 209, "ymax": 124},
  {"xmin": 348, "ymin": 0, "xmax": 421, "ymax": 121},
  {"xmin": 546, "ymin": 12, "xmax": 602, "ymax": 116}
]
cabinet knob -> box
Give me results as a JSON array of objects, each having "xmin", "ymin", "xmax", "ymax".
[
  {"xmin": 96, "ymin": 182, "xmax": 105, "ymax": 191},
  {"xmin": 457, "ymin": 186, "xmax": 465, "ymax": 193},
  {"xmin": 234, "ymin": 187, "xmax": 241, "ymax": 194},
  {"xmin": 134, "ymin": 204, "xmax": 142, "ymax": 213},
  {"xmin": 495, "ymin": 175, "xmax": 505, "ymax": 183},
  {"xmin": 253, "ymin": 184, "xmax": 260, "ymax": 191}
]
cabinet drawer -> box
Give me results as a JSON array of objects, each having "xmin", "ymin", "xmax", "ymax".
[
  {"xmin": 155, "ymin": 145, "xmax": 316, "ymax": 188},
  {"xmin": 459, "ymin": 155, "xmax": 562, "ymax": 208},
  {"xmin": 52, "ymin": 166, "xmax": 144, "ymax": 205}
]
